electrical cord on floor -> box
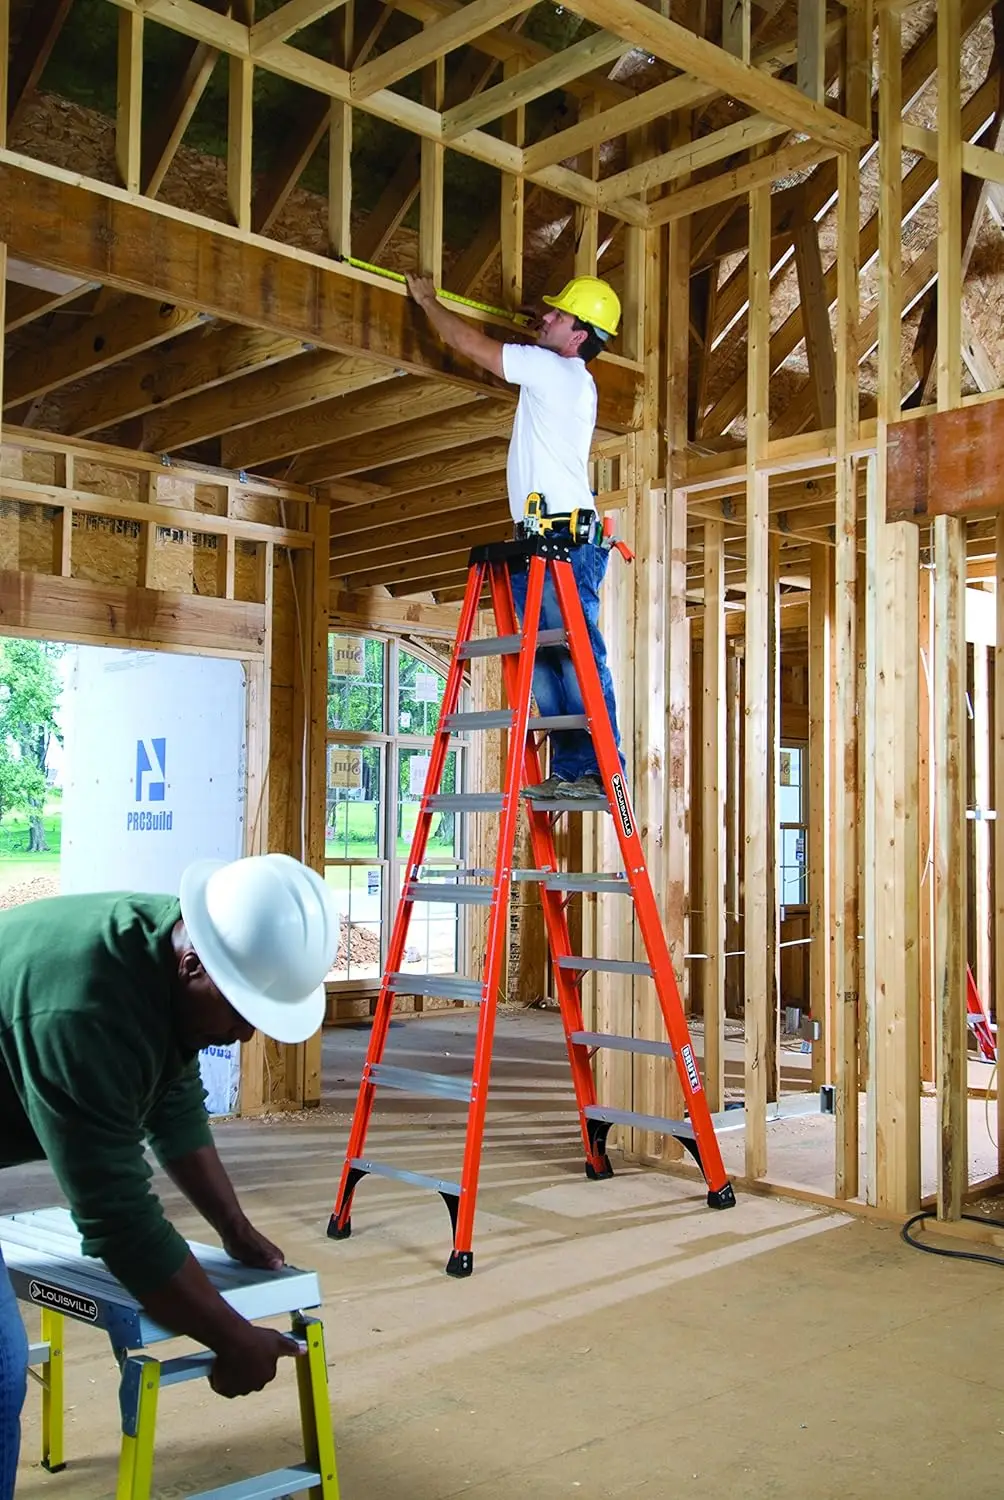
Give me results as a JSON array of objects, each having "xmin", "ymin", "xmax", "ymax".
[{"xmin": 901, "ymin": 1210, "xmax": 1004, "ymax": 1268}]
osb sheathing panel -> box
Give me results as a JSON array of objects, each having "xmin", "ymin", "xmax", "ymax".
[
  {"xmin": 270, "ymin": 559, "xmax": 299, "ymax": 691},
  {"xmin": 0, "ymin": 503, "xmax": 56, "ymax": 573},
  {"xmin": 267, "ymin": 682, "xmax": 295, "ymax": 857}
]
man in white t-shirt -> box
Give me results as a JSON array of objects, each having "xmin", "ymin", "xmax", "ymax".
[{"xmin": 407, "ymin": 273, "xmax": 626, "ymax": 802}]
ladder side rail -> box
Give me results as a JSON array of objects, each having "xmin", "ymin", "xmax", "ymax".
[
  {"xmin": 449, "ymin": 557, "xmax": 548, "ymax": 1268},
  {"xmin": 490, "ymin": 562, "xmax": 609, "ymax": 1174},
  {"xmin": 330, "ymin": 563, "xmax": 486, "ymax": 1232},
  {"xmin": 549, "ymin": 556, "xmax": 732, "ymax": 1196}
]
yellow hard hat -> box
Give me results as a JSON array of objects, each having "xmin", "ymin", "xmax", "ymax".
[{"xmin": 542, "ymin": 276, "xmax": 621, "ymax": 338}]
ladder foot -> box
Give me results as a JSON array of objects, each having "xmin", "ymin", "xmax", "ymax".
[
  {"xmin": 41, "ymin": 1462, "xmax": 66, "ymax": 1474},
  {"xmin": 446, "ymin": 1250, "xmax": 474, "ymax": 1278},
  {"xmin": 585, "ymin": 1156, "xmax": 614, "ymax": 1181},
  {"xmin": 327, "ymin": 1213, "xmax": 352, "ymax": 1240},
  {"xmin": 707, "ymin": 1182, "xmax": 737, "ymax": 1210}
]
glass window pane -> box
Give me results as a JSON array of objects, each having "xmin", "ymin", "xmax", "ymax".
[
  {"xmin": 778, "ymin": 785, "xmax": 802, "ymax": 824},
  {"xmin": 326, "ymin": 745, "xmax": 382, "ymax": 860},
  {"xmin": 399, "ymin": 869, "xmax": 460, "ymax": 975},
  {"xmin": 397, "ymin": 748, "xmax": 460, "ymax": 859},
  {"xmin": 325, "ymin": 865, "xmax": 383, "ymax": 981},
  {"xmin": 397, "ymin": 647, "xmax": 446, "ymax": 735},
  {"xmin": 328, "ymin": 635, "xmax": 384, "ymax": 732}
]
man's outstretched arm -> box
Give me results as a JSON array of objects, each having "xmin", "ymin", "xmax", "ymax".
[{"xmin": 407, "ymin": 274, "xmax": 506, "ymax": 379}]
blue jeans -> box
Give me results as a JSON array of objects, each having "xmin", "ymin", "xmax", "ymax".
[
  {"xmin": 509, "ymin": 543, "xmax": 625, "ymax": 782},
  {"xmin": 0, "ymin": 1252, "xmax": 27, "ymax": 1498}
]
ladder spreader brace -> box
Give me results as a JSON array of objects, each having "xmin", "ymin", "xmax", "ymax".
[{"xmin": 327, "ymin": 534, "xmax": 736, "ymax": 1277}]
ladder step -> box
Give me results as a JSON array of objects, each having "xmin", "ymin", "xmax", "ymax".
[
  {"xmin": 529, "ymin": 794, "xmax": 608, "ymax": 811},
  {"xmin": 544, "ymin": 873, "xmax": 630, "ymax": 894},
  {"xmin": 558, "ymin": 955, "xmax": 653, "ymax": 976},
  {"xmin": 368, "ymin": 1064, "xmax": 473, "ymax": 1102},
  {"xmin": 458, "ymin": 634, "xmax": 523, "ymax": 659},
  {"xmin": 426, "ymin": 793, "xmax": 503, "ymax": 812},
  {"xmin": 387, "ymin": 972, "xmax": 484, "ymax": 1001},
  {"xmin": 444, "ymin": 710, "xmax": 513, "ymax": 731},
  {"xmin": 406, "ymin": 882, "xmax": 494, "ymax": 905},
  {"xmin": 188, "ymin": 1465, "xmax": 323, "ymax": 1500},
  {"xmin": 584, "ymin": 1104, "xmax": 697, "ymax": 1141},
  {"xmin": 457, "ymin": 627, "xmax": 566, "ymax": 660},
  {"xmin": 528, "ymin": 714, "xmax": 588, "ymax": 730},
  {"xmin": 349, "ymin": 1158, "xmax": 462, "ymax": 1197},
  {"xmin": 571, "ymin": 1031, "xmax": 673, "ymax": 1059}
]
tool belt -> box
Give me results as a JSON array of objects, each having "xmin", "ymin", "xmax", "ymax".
[{"xmin": 515, "ymin": 492, "xmax": 634, "ymax": 562}]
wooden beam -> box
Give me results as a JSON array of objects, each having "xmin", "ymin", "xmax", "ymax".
[
  {"xmin": 3, "ymin": 297, "xmax": 204, "ymax": 408},
  {"xmin": 250, "ymin": 0, "xmax": 349, "ymax": 49},
  {"xmin": 961, "ymin": 308, "xmax": 1000, "ymax": 393},
  {"xmin": 333, "ymin": 497, "xmax": 510, "ymax": 565},
  {"xmin": 419, "ymin": 42, "xmax": 445, "ymax": 280},
  {"xmin": 7, "ymin": 0, "xmax": 74, "ymax": 135},
  {"xmin": 499, "ymin": 59, "xmax": 525, "ymax": 312},
  {"xmin": 887, "ymin": 404, "xmax": 1004, "ymax": 521},
  {"xmin": 833, "ymin": 0, "xmax": 866, "ymax": 1199},
  {"xmin": 702, "ymin": 518, "xmax": 727, "ymax": 1111},
  {"xmin": 647, "ymin": 139, "xmax": 834, "ymax": 227},
  {"xmin": 794, "ymin": 220, "xmax": 837, "ymax": 428},
  {"xmin": 51, "ymin": 325, "xmax": 307, "ymax": 438},
  {"xmin": 996, "ymin": 512, "xmax": 1004, "ymax": 1174},
  {"xmin": 442, "ymin": 31, "xmax": 629, "ymax": 139},
  {"xmin": 329, "ymin": 4, "xmax": 352, "ymax": 255},
  {"xmin": 723, "ymin": 0, "xmax": 752, "ymax": 61},
  {"xmin": 523, "ymin": 20, "xmax": 844, "ymax": 175},
  {"xmin": 143, "ymin": 351, "xmax": 395, "ymax": 452},
  {"xmin": 348, "ymin": 436, "xmax": 510, "ymax": 497},
  {"xmin": 797, "ymin": 0, "xmax": 826, "ymax": 101},
  {"xmin": 116, "ymin": 8, "xmax": 144, "ymax": 195},
  {"xmin": 330, "ymin": 469, "xmax": 509, "ymax": 540},
  {"xmin": 228, "ymin": 54, "xmax": 255, "ymax": 231},
  {"xmin": 236, "ymin": 378, "xmax": 485, "ymax": 471},
  {"xmin": 744, "ymin": 179, "xmax": 772, "ymax": 1181},
  {"xmin": 0, "ymin": 154, "xmax": 641, "ymax": 433},
  {"xmin": 595, "ymin": 114, "xmax": 788, "ymax": 207},
  {"xmin": 340, "ymin": 532, "xmax": 509, "ymax": 590},
  {"xmin": 350, "ymin": 0, "xmax": 531, "ymax": 98},
  {"xmin": 934, "ymin": 0, "xmax": 968, "ymax": 1223},
  {"xmin": 808, "ymin": 542, "xmax": 832, "ymax": 1091},
  {"xmin": 561, "ymin": 0, "xmax": 869, "ymax": 150},
  {"xmin": 866, "ymin": 3, "xmax": 921, "ymax": 1214},
  {"xmin": 329, "ymin": 587, "xmax": 460, "ymax": 635}
]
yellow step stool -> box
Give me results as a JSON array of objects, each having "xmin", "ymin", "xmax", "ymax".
[{"xmin": 0, "ymin": 1208, "xmax": 339, "ymax": 1500}]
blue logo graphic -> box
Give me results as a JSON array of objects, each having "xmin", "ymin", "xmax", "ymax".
[{"xmin": 136, "ymin": 738, "xmax": 167, "ymax": 803}]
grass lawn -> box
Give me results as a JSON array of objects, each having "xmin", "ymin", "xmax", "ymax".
[{"xmin": 0, "ymin": 805, "xmax": 62, "ymax": 890}]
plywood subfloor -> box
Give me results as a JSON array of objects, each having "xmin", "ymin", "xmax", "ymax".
[{"xmin": 3, "ymin": 1013, "xmax": 1003, "ymax": 1499}]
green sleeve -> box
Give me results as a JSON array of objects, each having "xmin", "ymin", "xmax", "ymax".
[
  {"xmin": 144, "ymin": 1058, "xmax": 214, "ymax": 1167},
  {"xmin": 13, "ymin": 1014, "xmax": 191, "ymax": 1299}
]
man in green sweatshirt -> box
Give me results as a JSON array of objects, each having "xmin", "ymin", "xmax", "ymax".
[{"xmin": 0, "ymin": 852, "xmax": 338, "ymax": 1495}]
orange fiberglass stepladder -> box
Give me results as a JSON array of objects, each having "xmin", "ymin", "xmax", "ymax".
[{"xmin": 327, "ymin": 528, "xmax": 736, "ymax": 1277}]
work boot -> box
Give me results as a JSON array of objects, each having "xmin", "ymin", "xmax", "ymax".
[
  {"xmin": 520, "ymin": 773, "xmax": 566, "ymax": 800},
  {"xmin": 552, "ymin": 773, "xmax": 606, "ymax": 801}
]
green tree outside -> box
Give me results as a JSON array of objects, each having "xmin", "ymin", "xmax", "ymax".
[{"xmin": 0, "ymin": 641, "xmax": 64, "ymax": 855}]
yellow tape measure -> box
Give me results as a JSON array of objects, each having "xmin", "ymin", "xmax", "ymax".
[{"xmin": 345, "ymin": 256, "xmax": 532, "ymax": 327}]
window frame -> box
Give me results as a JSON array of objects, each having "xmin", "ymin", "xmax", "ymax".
[
  {"xmin": 324, "ymin": 632, "xmax": 469, "ymax": 992},
  {"xmin": 777, "ymin": 739, "xmax": 809, "ymax": 912}
]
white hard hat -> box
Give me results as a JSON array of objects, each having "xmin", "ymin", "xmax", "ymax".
[{"xmin": 179, "ymin": 854, "xmax": 338, "ymax": 1044}]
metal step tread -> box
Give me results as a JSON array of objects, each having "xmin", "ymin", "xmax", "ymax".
[
  {"xmin": 558, "ymin": 955, "xmax": 653, "ymax": 976},
  {"xmin": 528, "ymin": 714, "xmax": 588, "ymax": 730},
  {"xmin": 584, "ymin": 1104, "xmax": 697, "ymax": 1141},
  {"xmin": 426, "ymin": 793, "xmax": 503, "ymax": 811},
  {"xmin": 544, "ymin": 873, "xmax": 631, "ymax": 894},
  {"xmin": 529, "ymin": 795, "xmax": 608, "ymax": 811},
  {"xmin": 386, "ymin": 972, "xmax": 483, "ymax": 1001},
  {"xmin": 457, "ymin": 627, "xmax": 566, "ymax": 659},
  {"xmin": 445, "ymin": 710, "xmax": 513, "ymax": 731},
  {"xmin": 570, "ymin": 1031, "xmax": 673, "ymax": 1058},
  {"xmin": 189, "ymin": 1464, "xmax": 323, "ymax": 1500},
  {"xmin": 406, "ymin": 882, "xmax": 494, "ymax": 905},
  {"xmin": 368, "ymin": 1064, "xmax": 473, "ymax": 1102},
  {"xmin": 349, "ymin": 1158, "xmax": 462, "ymax": 1197}
]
